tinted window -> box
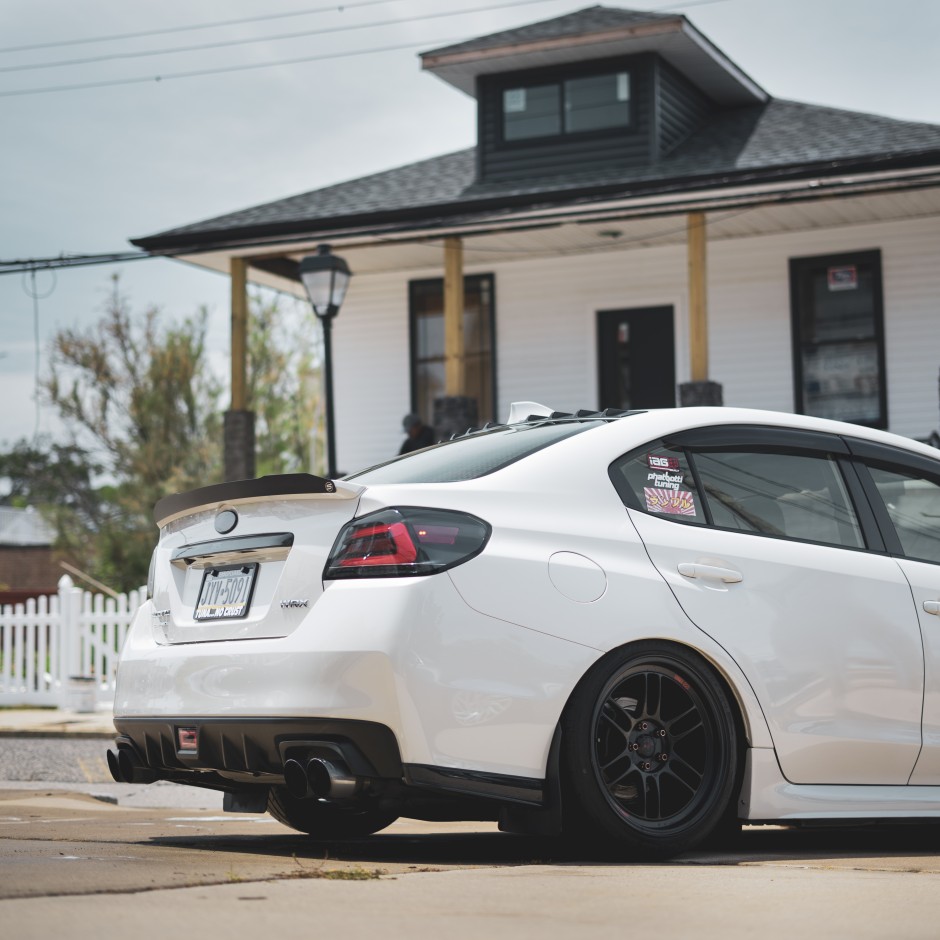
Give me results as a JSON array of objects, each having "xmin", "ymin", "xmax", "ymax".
[
  {"xmin": 695, "ymin": 450, "xmax": 863, "ymax": 548},
  {"xmin": 503, "ymin": 84, "xmax": 561, "ymax": 141},
  {"xmin": 501, "ymin": 70, "xmax": 631, "ymax": 141},
  {"xmin": 790, "ymin": 250, "xmax": 885, "ymax": 428},
  {"xmin": 609, "ymin": 441, "xmax": 706, "ymax": 525},
  {"xmin": 348, "ymin": 422, "xmax": 601, "ymax": 485},
  {"xmin": 869, "ymin": 466, "xmax": 940, "ymax": 564}
]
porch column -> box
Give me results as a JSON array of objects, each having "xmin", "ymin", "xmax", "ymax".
[
  {"xmin": 434, "ymin": 236, "xmax": 478, "ymax": 438},
  {"xmin": 224, "ymin": 257, "xmax": 256, "ymax": 481},
  {"xmin": 444, "ymin": 236, "xmax": 465, "ymax": 395},
  {"xmin": 679, "ymin": 212, "xmax": 723, "ymax": 406}
]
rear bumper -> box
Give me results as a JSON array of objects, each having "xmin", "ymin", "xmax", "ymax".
[
  {"xmin": 113, "ymin": 715, "xmax": 403, "ymax": 781},
  {"xmin": 114, "ymin": 574, "xmax": 600, "ymax": 779}
]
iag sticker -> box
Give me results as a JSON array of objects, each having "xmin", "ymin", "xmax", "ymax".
[
  {"xmin": 644, "ymin": 487, "xmax": 697, "ymax": 516},
  {"xmin": 648, "ymin": 454, "xmax": 680, "ymax": 471}
]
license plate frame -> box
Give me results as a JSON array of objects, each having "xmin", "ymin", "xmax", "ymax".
[{"xmin": 193, "ymin": 563, "xmax": 259, "ymax": 622}]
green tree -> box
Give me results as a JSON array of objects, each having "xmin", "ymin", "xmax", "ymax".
[
  {"xmin": 43, "ymin": 277, "xmax": 223, "ymax": 590},
  {"xmin": 35, "ymin": 278, "xmax": 322, "ymax": 591},
  {"xmin": 247, "ymin": 290, "xmax": 322, "ymax": 476},
  {"xmin": 0, "ymin": 438, "xmax": 102, "ymax": 572}
]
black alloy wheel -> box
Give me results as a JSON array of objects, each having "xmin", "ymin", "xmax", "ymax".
[{"xmin": 562, "ymin": 641, "xmax": 740, "ymax": 858}]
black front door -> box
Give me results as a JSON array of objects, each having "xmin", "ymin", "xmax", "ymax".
[{"xmin": 597, "ymin": 306, "xmax": 675, "ymax": 410}]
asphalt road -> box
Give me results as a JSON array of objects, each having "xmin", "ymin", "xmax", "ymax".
[{"xmin": 3, "ymin": 738, "xmax": 940, "ymax": 938}]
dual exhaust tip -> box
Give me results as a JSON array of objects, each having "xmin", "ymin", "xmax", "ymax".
[
  {"xmin": 283, "ymin": 757, "xmax": 361, "ymax": 800},
  {"xmin": 106, "ymin": 748, "xmax": 158, "ymax": 785}
]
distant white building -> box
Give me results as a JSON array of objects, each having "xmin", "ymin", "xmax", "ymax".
[{"xmin": 133, "ymin": 5, "xmax": 940, "ymax": 476}]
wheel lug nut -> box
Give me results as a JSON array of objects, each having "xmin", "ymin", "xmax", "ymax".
[
  {"xmin": 658, "ymin": 729, "xmax": 667, "ymax": 737},
  {"xmin": 639, "ymin": 722, "xmax": 649, "ymax": 731},
  {"xmin": 659, "ymin": 753, "xmax": 668, "ymax": 762},
  {"xmin": 629, "ymin": 743, "xmax": 639, "ymax": 751},
  {"xmin": 641, "ymin": 761, "xmax": 652, "ymax": 771}
]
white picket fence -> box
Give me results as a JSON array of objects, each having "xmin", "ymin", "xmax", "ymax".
[{"xmin": 0, "ymin": 575, "xmax": 146, "ymax": 708}]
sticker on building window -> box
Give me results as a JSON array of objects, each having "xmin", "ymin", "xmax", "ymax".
[
  {"xmin": 827, "ymin": 265, "xmax": 858, "ymax": 291},
  {"xmin": 644, "ymin": 487, "xmax": 697, "ymax": 516},
  {"xmin": 504, "ymin": 88, "xmax": 526, "ymax": 113}
]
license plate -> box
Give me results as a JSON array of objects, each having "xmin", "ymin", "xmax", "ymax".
[{"xmin": 194, "ymin": 564, "xmax": 258, "ymax": 621}]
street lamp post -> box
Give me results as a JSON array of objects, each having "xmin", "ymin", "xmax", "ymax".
[{"xmin": 299, "ymin": 245, "xmax": 352, "ymax": 479}]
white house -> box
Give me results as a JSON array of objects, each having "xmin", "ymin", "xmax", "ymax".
[{"xmin": 132, "ymin": 5, "xmax": 940, "ymax": 477}]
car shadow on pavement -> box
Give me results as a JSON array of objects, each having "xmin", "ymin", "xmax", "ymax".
[{"xmin": 145, "ymin": 822, "xmax": 940, "ymax": 867}]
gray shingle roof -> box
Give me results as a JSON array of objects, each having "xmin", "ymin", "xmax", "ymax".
[
  {"xmin": 421, "ymin": 5, "xmax": 679, "ymax": 59},
  {"xmin": 133, "ymin": 100, "xmax": 940, "ymax": 251}
]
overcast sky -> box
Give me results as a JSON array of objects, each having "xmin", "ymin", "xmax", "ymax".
[{"xmin": 1, "ymin": 0, "xmax": 938, "ymax": 448}]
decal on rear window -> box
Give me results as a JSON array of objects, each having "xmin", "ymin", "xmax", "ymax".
[
  {"xmin": 644, "ymin": 487, "xmax": 697, "ymax": 516},
  {"xmin": 647, "ymin": 454, "xmax": 680, "ymax": 471},
  {"xmin": 609, "ymin": 439, "xmax": 706, "ymax": 526}
]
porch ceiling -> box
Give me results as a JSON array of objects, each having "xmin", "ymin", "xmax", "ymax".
[{"xmin": 176, "ymin": 185, "xmax": 940, "ymax": 296}]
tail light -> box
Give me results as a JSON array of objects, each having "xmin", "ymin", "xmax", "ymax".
[{"xmin": 324, "ymin": 507, "xmax": 490, "ymax": 580}]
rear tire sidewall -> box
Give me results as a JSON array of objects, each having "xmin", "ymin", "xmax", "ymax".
[{"xmin": 562, "ymin": 641, "xmax": 740, "ymax": 858}]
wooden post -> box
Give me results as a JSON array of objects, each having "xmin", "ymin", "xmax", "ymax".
[
  {"xmin": 687, "ymin": 212, "xmax": 708, "ymax": 383},
  {"xmin": 444, "ymin": 237, "xmax": 465, "ymax": 395},
  {"xmin": 225, "ymin": 257, "xmax": 255, "ymax": 481},
  {"xmin": 230, "ymin": 257, "xmax": 248, "ymax": 410}
]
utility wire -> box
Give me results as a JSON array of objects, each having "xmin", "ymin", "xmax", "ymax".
[
  {"xmin": 0, "ymin": 0, "xmax": 734, "ymax": 96},
  {"xmin": 0, "ymin": 253, "xmax": 150, "ymax": 276},
  {"xmin": 0, "ymin": 0, "xmax": 399, "ymax": 55},
  {"xmin": 0, "ymin": 0, "xmax": 731, "ymax": 56},
  {"xmin": 0, "ymin": 33, "xmax": 469, "ymax": 98},
  {"xmin": 0, "ymin": 0, "xmax": 562, "ymax": 74}
]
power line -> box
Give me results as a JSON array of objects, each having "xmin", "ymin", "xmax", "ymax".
[
  {"xmin": 0, "ymin": 0, "xmax": 561, "ymax": 74},
  {"xmin": 0, "ymin": 253, "xmax": 151, "ymax": 276},
  {"xmin": 0, "ymin": 0, "xmax": 734, "ymax": 98},
  {"xmin": 0, "ymin": 32, "xmax": 470, "ymax": 98},
  {"xmin": 0, "ymin": 0, "xmax": 398, "ymax": 55},
  {"xmin": 0, "ymin": 0, "xmax": 733, "ymax": 56}
]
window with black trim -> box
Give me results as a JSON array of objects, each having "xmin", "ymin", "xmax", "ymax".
[
  {"xmin": 608, "ymin": 441, "xmax": 707, "ymax": 525},
  {"xmin": 610, "ymin": 439, "xmax": 864, "ymax": 548},
  {"xmin": 790, "ymin": 249, "xmax": 886, "ymax": 428},
  {"xmin": 868, "ymin": 465, "xmax": 940, "ymax": 564},
  {"xmin": 409, "ymin": 274, "xmax": 496, "ymax": 427},
  {"xmin": 502, "ymin": 69, "xmax": 631, "ymax": 142},
  {"xmin": 693, "ymin": 450, "xmax": 863, "ymax": 548}
]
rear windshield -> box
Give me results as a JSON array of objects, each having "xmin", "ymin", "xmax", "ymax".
[{"xmin": 346, "ymin": 421, "xmax": 601, "ymax": 485}]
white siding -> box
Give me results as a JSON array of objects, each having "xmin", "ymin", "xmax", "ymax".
[
  {"xmin": 332, "ymin": 214, "xmax": 940, "ymax": 471},
  {"xmin": 332, "ymin": 270, "xmax": 416, "ymax": 474}
]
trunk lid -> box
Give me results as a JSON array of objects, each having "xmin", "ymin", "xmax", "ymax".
[{"xmin": 151, "ymin": 474, "xmax": 362, "ymax": 644}]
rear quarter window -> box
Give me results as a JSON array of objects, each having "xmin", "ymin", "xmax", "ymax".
[{"xmin": 609, "ymin": 442, "xmax": 706, "ymax": 524}]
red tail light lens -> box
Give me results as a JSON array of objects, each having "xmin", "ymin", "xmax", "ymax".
[{"xmin": 324, "ymin": 507, "xmax": 490, "ymax": 580}]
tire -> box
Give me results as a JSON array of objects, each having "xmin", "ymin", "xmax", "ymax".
[
  {"xmin": 267, "ymin": 787, "xmax": 399, "ymax": 838},
  {"xmin": 562, "ymin": 641, "xmax": 740, "ymax": 859}
]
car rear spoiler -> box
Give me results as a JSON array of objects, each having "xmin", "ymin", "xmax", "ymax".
[{"xmin": 153, "ymin": 473, "xmax": 363, "ymax": 528}]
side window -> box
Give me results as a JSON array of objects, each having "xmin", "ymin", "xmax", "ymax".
[
  {"xmin": 694, "ymin": 450, "xmax": 864, "ymax": 548},
  {"xmin": 869, "ymin": 466, "xmax": 940, "ymax": 564},
  {"xmin": 609, "ymin": 441, "xmax": 707, "ymax": 525}
]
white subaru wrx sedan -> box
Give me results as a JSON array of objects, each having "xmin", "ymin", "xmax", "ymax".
[{"xmin": 109, "ymin": 404, "xmax": 940, "ymax": 858}]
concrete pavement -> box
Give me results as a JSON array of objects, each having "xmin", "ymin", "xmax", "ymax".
[{"xmin": 0, "ymin": 706, "xmax": 116, "ymax": 738}]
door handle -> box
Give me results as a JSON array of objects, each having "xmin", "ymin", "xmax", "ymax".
[
  {"xmin": 677, "ymin": 563, "xmax": 743, "ymax": 584},
  {"xmin": 924, "ymin": 600, "xmax": 940, "ymax": 616}
]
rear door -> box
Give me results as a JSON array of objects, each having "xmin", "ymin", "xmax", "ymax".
[
  {"xmin": 609, "ymin": 426, "xmax": 924, "ymax": 785},
  {"xmin": 849, "ymin": 443, "xmax": 940, "ymax": 785}
]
